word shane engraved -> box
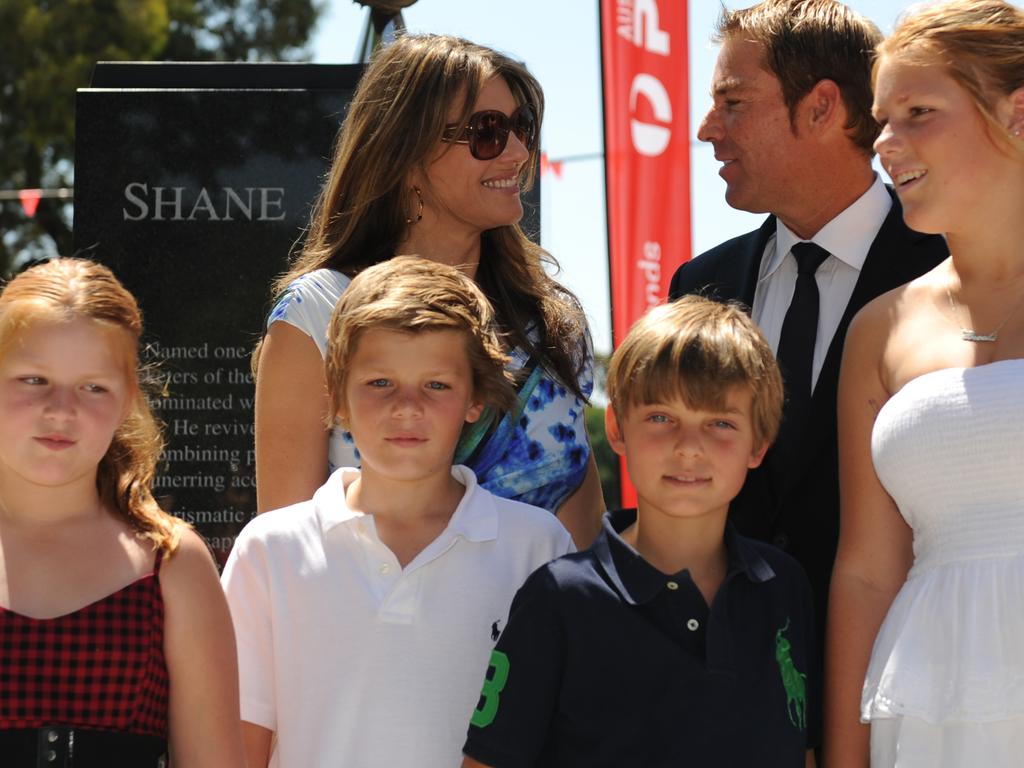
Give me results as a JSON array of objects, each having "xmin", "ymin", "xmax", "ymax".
[{"xmin": 122, "ymin": 183, "xmax": 286, "ymax": 222}]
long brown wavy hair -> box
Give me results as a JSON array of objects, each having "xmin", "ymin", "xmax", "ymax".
[
  {"xmin": 268, "ymin": 33, "xmax": 588, "ymax": 397},
  {"xmin": 0, "ymin": 258, "xmax": 184, "ymax": 554}
]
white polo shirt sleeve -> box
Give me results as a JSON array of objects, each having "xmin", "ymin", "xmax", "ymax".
[{"xmin": 222, "ymin": 527, "xmax": 277, "ymax": 731}]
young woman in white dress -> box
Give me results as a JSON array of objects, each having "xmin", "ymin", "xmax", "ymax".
[{"xmin": 826, "ymin": 1, "xmax": 1024, "ymax": 765}]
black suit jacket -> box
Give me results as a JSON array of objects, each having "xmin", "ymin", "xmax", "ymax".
[{"xmin": 668, "ymin": 189, "xmax": 947, "ymax": 631}]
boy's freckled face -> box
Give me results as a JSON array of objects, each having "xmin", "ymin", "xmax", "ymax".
[
  {"xmin": 607, "ymin": 386, "xmax": 767, "ymax": 523},
  {"xmin": 340, "ymin": 328, "xmax": 483, "ymax": 484}
]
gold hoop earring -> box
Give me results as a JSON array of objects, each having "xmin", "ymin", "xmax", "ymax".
[{"xmin": 405, "ymin": 185, "xmax": 423, "ymax": 225}]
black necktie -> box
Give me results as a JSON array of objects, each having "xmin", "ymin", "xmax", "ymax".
[
  {"xmin": 774, "ymin": 242, "xmax": 830, "ymax": 460},
  {"xmin": 777, "ymin": 242, "xmax": 830, "ymax": 401}
]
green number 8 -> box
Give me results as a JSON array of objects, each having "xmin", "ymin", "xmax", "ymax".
[{"xmin": 471, "ymin": 650, "xmax": 510, "ymax": 727}]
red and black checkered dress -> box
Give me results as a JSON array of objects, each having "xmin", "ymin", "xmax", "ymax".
[{"xmin": 0, "ymin": 551, "xmax": 169, "ymax": 737}]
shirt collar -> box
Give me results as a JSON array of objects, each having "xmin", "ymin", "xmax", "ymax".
[
  {"xmin": 765, "ymin": 173, "xmax": 892, "ymax": 279},
  {"xmin": 593, "ymin": 508, "xmax": 775, "ymax": 606},
  {"xmin": 313, "ymin": 464, "xmax": 498, "ymax": 542}
]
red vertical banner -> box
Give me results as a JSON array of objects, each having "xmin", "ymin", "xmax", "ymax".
[{"xmin": 601, "ymin": 0, "xmax": 692, "ymax": 507}]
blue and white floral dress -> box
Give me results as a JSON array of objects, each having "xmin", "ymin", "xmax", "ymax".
[{"xmin": 267, "ymin": 267, "xmax": 594, "ymax": 512}]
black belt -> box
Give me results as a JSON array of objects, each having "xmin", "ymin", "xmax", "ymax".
[{"xmin": 0, "ymin": 726, "xmax": 167, "ymax": 767}]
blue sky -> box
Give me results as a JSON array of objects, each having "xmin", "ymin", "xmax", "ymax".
[{"xmin": 311, "ymin": 1, "xmax": 919, "ymax": 354}]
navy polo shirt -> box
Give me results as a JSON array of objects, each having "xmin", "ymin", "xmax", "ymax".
[{"xmin": 463, "ymin": 508, "xmax": 819, "ymax": 768}]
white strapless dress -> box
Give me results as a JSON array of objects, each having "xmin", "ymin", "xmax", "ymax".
[{"xmin": 862, "ymin": 359, "xmax": 1024, "ymax": 766}]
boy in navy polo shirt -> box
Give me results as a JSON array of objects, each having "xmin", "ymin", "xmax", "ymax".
[{"xmin": 462, "ymin": 296, "xmax": 819, "ymax": 767}]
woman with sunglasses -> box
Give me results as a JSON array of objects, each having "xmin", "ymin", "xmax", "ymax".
[{"xmin": 253, "ymin": 33, "xmax": 603, "ymax": 547}]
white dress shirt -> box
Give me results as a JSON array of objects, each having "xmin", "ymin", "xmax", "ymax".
[{"xmin": 752, "ymin": 174, "xmax": 891, "ymax": 390}]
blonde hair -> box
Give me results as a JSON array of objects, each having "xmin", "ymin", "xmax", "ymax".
[
  {"xmin": 878, "ymin": 0, "xmax": 1024, "ymax": 152},
  {"xmin": 606, "ymin": 297, "xmax": 784, "ymax": 449},
  {"xmin": 325, "ymin": 256, "xmax": 516, "ymax": 424},
  {"xmin": 0, "ymin": 259, "xmax": 184, "ymax": 553},
  {"xmin": 267, "ymin": 33, "xmax": 587, "ymax": 398},
  {"xmin": 717, "ymin": 0, "xmax": 883, "ymax": 154}
]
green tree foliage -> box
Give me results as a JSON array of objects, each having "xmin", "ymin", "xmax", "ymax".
[
  {"xmin": 0, "ymin": 0, "xmax": 321, "ymax": 274},
  {"xmin": 583, "ymin": 352, "xmax": 620, "ymax": 508},
  {"xmin": 586, "ymin": 406, "xmax": 621, "ymax": 510}
]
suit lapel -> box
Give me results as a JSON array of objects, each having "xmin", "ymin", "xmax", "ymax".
[
  {"xmin": 713, "ymin": 216, "xmax": 774, "ymax": 312},
  {"xmin": 794, "ymin": 190, "xmax": 942, "ymax": 478}
]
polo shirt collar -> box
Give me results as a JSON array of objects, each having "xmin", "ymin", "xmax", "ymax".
[
  {"xmin": 593, "ymin": 508, "xmax": 775, "ymax": 605},
  {"xmin": 766, "ymin": 172, "xmax": 891, "ymax": 279},
  {"xmin": 312, "ymin": 464, "xmax": 498, "ymax": 543}
]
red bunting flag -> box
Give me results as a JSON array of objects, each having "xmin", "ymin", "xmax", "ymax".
[
  {"xmin": 18, "ymin": 189, "xmax": 42, "ymax": 218},
  {"xmin": 540, "ymin": 152, "xmax": 563, "ymax": 179}
]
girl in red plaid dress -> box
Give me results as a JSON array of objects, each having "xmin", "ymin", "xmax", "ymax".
[{"xmin": 0, "ymin": 259, "xmax": 244, "ymax": 767}]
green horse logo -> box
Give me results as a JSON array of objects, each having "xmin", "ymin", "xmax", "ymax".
[{"xmin": 775, "ymin": 619, "xmax": 807, "ymax": 730}]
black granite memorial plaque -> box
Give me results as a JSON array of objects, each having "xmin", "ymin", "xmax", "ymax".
[
  {"xmin": 74, "ymin": 63, "xmax": 363, "ymax": 561},
  {"xmin": 74, "ymin": 62, "xmax": 541, "ymax": 561}
]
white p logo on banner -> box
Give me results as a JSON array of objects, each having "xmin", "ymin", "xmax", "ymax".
[
  {"xmin": 630, "ymin": 0, "xmax": 670, "ymax": 54},
  {"xmin": 622, "ymin": 0, "xmax": 672, "ymax": 157},
  {"xmin": 629, "ymin": 74, "xmax": 672, "ymax": 156}
]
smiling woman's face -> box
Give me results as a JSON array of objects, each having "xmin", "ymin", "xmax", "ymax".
[
  {"xmin": 414, "ymin": 76, "xmax": 531, "ymax": 239},
  {"xmin": 873, "ymin": 56, "xmax": 1018, "ymax": 235}
]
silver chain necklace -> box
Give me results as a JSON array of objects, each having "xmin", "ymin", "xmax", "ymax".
[{"xmin": 945, "ymin": 286, "xmax": 1024, "ymax": 343}]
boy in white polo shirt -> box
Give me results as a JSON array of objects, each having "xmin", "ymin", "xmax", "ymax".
[{"xmin": 222, "ymin": 257, "xmax": 574, "ymax": 768}]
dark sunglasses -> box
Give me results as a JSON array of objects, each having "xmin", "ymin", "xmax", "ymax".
[{"xmin": 441, "ymin": 105, "xmax": 537, "ymax": 160}]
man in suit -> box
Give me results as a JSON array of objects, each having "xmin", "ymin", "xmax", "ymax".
[{"xmin": 668, "ymin": 0, "xmax": 947, "ymax": 638}]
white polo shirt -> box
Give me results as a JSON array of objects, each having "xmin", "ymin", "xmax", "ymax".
[{"xmin": 222, "ymin": 465, "xmax": 574, "ymax": 768}]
